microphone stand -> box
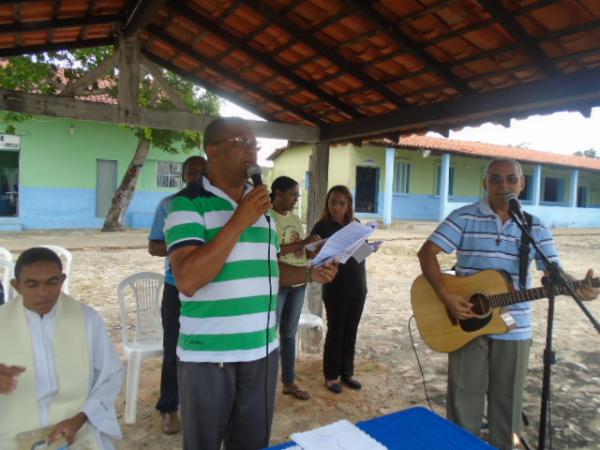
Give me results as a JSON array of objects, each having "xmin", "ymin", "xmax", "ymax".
[{"xmin": 509, "ymin": 210, "xmax": 600, "ymax": 450}]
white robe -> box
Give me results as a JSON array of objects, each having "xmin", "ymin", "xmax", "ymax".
[{"xmin": 24, "ymin": 302, "xmax": 124, "ymax": 450}]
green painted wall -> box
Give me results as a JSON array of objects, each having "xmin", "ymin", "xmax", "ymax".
[{"xmin": 8, "ymin": 115, "xmax": 200, "ymax": 191}]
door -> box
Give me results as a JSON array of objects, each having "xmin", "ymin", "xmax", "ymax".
[
  {"xmin": 355, "ymin": 166, "xmax": 379, "ymax": 213},
  {"xmin": 96, "ymin": 159, "xmax": 117, "ymax": 217},
  {"xmin": 577, "ymin": 186, "xmax": 588, "ymax": 207}
]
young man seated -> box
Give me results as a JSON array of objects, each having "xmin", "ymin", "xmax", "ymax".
[{"xmin": 0, "ymin": 247, "xmax": 124, "ymax": 450}]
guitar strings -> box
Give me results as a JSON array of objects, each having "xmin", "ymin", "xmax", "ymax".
[{"xmin": 408, "ymin": 314, "xmax": 434, "ymax": 412}]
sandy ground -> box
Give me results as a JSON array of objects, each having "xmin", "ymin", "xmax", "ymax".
[{"xmin": 1, "ymin": 223, "xmax": 599, "ymax": 449}]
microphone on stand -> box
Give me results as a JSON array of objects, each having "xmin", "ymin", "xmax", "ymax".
[
  {"xmin": 505, "ymin": 191, "xmax": 525, "ymax": 222},
  {"xmin": 247, "ymin": 163, "xmax": 271, "ymax": 223}
]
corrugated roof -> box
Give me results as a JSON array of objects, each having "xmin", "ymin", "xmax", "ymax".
[{"xmin": 268, "ymin": 135, "xmax": 600, "ymax": 172}]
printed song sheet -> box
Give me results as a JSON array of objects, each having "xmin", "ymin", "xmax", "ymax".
[{"xmin": 310, "ymin": 221, "xmax": 375, "ymax": 267}]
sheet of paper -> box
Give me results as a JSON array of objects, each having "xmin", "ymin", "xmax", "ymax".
[
  {"xmin": 310, "ymin": 221, "xmax": 374, "ymax": 267},
  {"xmin": 304, "ymin": 238, "xmax": 328, "ymax": 252},
  {"xmin": 291, "ymin": 419, "xmax": 387, "ymax": 450}
]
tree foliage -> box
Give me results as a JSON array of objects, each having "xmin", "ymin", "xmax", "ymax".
[
  {"xmin": 573, "ymin": 148, "xmax": 598, "ymax": 159},
  {"xmin": 1, "ymin": 46, "xmax": 220, "ymax": 152}
]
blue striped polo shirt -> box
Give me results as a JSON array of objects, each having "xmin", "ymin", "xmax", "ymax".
[{"xmin": 428, "ymin": 199, "xmax": 560, "ymax": 341}]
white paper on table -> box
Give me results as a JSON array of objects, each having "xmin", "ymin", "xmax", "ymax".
[
  {"xmin": 291, "ymin": 419, "xmax": 387, "ymax": 450},
  {"xmin": 310, "ymin": 221, "xmax": 374, "ymax": 267}
]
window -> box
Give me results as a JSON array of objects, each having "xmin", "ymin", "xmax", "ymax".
[
  {"xmin": 542, "ymin": 176, "xmax": 566, "ymax": 203},
  {"xmin": 157, "ymin": 161, "xmax": 183, "ymax": 188},
  {"xmin": 519, "ymin": 174, "xmax": 532, "ymax": 201},
  {"xmin": 393, "ymin": 161, "xmax": 411, "ymax": 193},
  {"xmin": 435, "ymin": 165, "xmax": 455, "ymax": 196}
]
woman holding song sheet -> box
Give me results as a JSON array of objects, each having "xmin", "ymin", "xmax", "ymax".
[{"xmin": 310, "ymin": 185, "xmax": 367, "ymax": 394}]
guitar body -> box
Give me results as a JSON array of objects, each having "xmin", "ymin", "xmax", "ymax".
[{"xmin": 411, "ymin": 270, "xmax": 515, "ymax": 353}]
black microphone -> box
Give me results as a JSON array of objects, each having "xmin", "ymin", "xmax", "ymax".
[
  {"xmin": 247, "ymin": 163, "xmax": 263, "ymax": 186},
  {"xmin": 505, "ymin": 191, "xmax": 525, "ymax": 221},
  {"xmin": 247, "ymin": 163, "xmax": 271, "ymax": 223}
]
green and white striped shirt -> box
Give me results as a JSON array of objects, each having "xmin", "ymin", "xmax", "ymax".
[{"xmin": 165, "ymin": 176, "xmax": 280, "ymax": 362}]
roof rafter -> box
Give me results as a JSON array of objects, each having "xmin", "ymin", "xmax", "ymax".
[
  {"xmin": 345, "ymin": 0, "xmax": 472, "ymax": 94},
  {"xmin": 240, "ymin": 0, "xmax": 409, "ymax": 109},
  {"xmin": 146, "ymin": 24, "xmax": 325, "ymax": 126},
  {"xmin": 122, "ymin": 0, "xmax": 167, "ymax": 38},
  {"xmin": 0, "ymin": 37, "xmax": 114, "ymax": 58},
  {"xmin": 477, "ymin": 0, "xmax": 556, "ymax": 76},
  {"xmin": 0, "ymin": 13, "xmax": 124, "ymax": 36},
  {"xmin": 321, "ymin": 67, "xmax": 600, "ymax": 142},
  {"xmin": 169, "ymin": 1, "xmax": 362, "ymax": 119}
]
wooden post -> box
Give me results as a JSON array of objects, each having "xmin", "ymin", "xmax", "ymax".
[
  {"xmin": 300, "ymin": 142, "xmax": 329, "ymax": 353},
  {"xmin": 117, "ymin": 33, "xmax": 140, "ymax": 124}
]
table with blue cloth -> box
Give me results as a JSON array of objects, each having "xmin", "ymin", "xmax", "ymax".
[{"xmin": 268, "ymin": 406, "xmax": 495, "ymax": 449}]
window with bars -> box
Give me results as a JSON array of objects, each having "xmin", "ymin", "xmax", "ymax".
[
  {"xmin": 393, "ymin": 161, "xmax": 411, "ymax": 193},
  {"xmin": 156, "ymin": 161, "xmax": 183, "ymax": 188}
]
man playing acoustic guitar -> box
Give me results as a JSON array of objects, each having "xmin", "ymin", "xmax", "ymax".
[{"xmin": 417, "ymin": 158, "xmax": 598, "ymax": 450}]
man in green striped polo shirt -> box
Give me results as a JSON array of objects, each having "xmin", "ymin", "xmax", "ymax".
[{"xmin": 166, "ymin": 117, "xmax": 337, "ymax": 450}]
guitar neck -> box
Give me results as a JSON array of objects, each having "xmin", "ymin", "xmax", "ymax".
[{"xmin": 489, "ymin": 277, "xmax": 600, "ymax": 308}]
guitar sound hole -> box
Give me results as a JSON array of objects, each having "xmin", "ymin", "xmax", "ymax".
[{"xmin": 469, "ymin": 293, "xmax": 491, "ymax": 316}]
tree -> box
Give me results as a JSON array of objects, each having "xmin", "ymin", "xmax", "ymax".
[
  {"xmin": 573, "ymin": 148, "xmax": 598, "ymax": 159},
  {"xmin": 1, "ymin": 46, "xmax": 220, "ymax": 231}
]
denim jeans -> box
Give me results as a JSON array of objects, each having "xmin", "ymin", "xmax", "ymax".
[{"xmin": 276, "ymin": 284, "xmax": 306, "ymax": 385}]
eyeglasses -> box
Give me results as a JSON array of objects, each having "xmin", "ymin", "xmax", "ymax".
[
  {"xmin": 486, "ymin": 175, "xmax": 521, "ymax": 185},
  {"xmin": 213, "ymin": 136, "xmax": 260, "ymax": 151}
]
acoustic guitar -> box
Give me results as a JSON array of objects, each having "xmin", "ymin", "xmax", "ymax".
[{"xmin": 410, "ymin": 270, "xmax": 599, "ymax": 353}]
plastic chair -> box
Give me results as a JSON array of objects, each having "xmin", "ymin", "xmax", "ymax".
[
  {"xmin": 0, "ymin": 246, "xmax": 12, "ymax": 263},
  {"xmin": 0, "ymin": 259, "xmax": 15, "ymax": 304},
  {"xmin": 117, "ymin": 272, "xmax": 164, "ymax": 424},
  {"xmin": 296, "ymin": 289, "xmax": 324, "ymax": 353},
  {"xmin": 41, "ymin": 245, "xmax": 73, "ymax": 294}
]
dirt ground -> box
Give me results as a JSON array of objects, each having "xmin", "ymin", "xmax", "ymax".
[{"xmin": 2, "ymin": 224, "xmax": 599, "ymax": 450}]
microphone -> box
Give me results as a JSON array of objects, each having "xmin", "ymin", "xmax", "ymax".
[
  {"xmin": 505, "ymin": 191, "xmax": 525, "ymax": 221},
  {"xmin": 247, "ymin": 163, "xmax": 271, "ymax": 223},
  {"xmin": 247, "ymin": 163, "xmax": 263, "ymax": 186}
]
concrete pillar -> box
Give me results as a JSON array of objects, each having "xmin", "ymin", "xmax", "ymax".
[
  {"xmin": 570, "ymin": 169, "xmax": 579, "ymax": 207},
  {"xmin": 438, "ymin": 153, "xmax": 451, "ymax": 221},
  {"xmin": 531, "ymin": 164, "xmax": 542, "ymax": 206},
  {"xmin": 383, "ymin": 147, "xmax": 395, "ymax": 225}
]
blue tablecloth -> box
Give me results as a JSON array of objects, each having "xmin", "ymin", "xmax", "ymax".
[{"xmin": 268, "ymin": 406, "xmax": 495, "ymax": 449}]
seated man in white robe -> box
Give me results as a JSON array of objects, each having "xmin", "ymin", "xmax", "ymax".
[{"xmin": 0, "ymin": 247, "xmax": 124, "ymax": 450}]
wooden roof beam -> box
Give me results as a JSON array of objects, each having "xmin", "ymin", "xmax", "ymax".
[
  {"xmin": 0, "ymin": 13, "xmax": 124, "ymax": 35},
  {"xmin": 122, "ymin": 0, "xmax": 166, "ymax": 38},
  {"xmin": 320, "ymin": 67, "xmax": 600, "ymax": 142},
  {"xmin": 146, "ymin": 24, "xmax": 325, "ymax": 126},
  {"xmin": 241, "ymin": 0, "xmax": 409, "ymax": 108},
  {"xmin": 346, "ymin": 0, "xmax": 471, "ymax": 94},
  {"xmin": 477, "ymin": 0, "xmax": 556, "ymax": 76},
  {"xmin": 0, "ymin": 87, "xmax": 320, "ymax": 142},
  {"xmin": 169, "ymin": 1, "xmax": 362, "ymax": 119},
  {"xmin": 0, "ymin": 37, "xmax": 114, "ymax": 58},
  {"xmin": 59, "ymin": 53, "xmax": 118, "ymax": 97}
]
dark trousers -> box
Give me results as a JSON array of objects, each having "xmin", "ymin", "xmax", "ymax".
[
  {"xmin": 322, "ymin": 293, "xmax": 366, "ymax": 380},
  {"xmin": 155, "ymin": 282, "xmax": 181, "ymax": 413},
  {"xmin": 178, "ymin": 349, "xmax": 279, "ymax": 450}
]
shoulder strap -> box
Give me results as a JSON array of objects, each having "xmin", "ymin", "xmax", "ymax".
[{"xmin": 518, "ymin": 212, "xmax": 533, "ymax": 290}]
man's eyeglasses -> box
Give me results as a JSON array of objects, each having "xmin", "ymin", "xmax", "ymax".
[
  {"xmin": 486, "ymin": 175, "xmax": 521, "ymax": 185},
  {"xmin": 213, "ymin": 136, "xmax": 260, "ymax": 151}
]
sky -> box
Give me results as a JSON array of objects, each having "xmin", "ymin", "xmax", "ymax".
[{"xmin": 220, "ymin": 100, "xmax": 600, "ymax": 166}]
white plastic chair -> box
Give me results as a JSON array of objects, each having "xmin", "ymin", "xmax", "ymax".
[
  {"xmin": 296, "ymin": 288, "xmax": 324, "ymax": 353},
  {"xmin": 0, "ymin": 259, "xmax": 15, "ymax": 304},
  {"xmin": 41, "ymin": 245, "xmax": 73, "ymax": 294},
  {"xmin": 117, "ymin": 272, "xmax": 164, "ymax": 424},
  {"xmin": 0, "ymin": 246, "xmax": 12, "ymax": 263}
]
